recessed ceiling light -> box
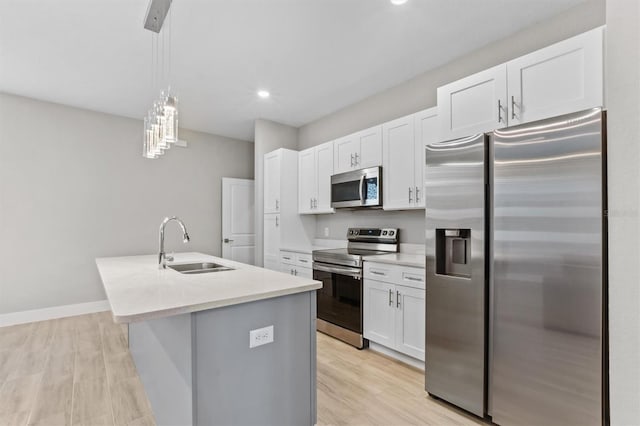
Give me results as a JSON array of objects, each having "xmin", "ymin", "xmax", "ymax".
[
  {"xmin": 390, "ymin": 0, "xmax": 408, "ymax": 4},
  {"xmin": 257, "ymin": 90, "xmax": 270, "ymax": 99}
]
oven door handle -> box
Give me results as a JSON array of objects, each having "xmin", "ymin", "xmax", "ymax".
[
  {"xmin": 359, "ymin": 175, "xmax": 365, "ymax": 205},
  {"xmin": 313, "ymin": 263, "xmax": 362, "ymax": 279}
]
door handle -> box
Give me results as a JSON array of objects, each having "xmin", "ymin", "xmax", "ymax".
[
  {"xmin": 275, "ymin": 216, "xmax": 279, "ymax": 227},
  {"xmin": 310, "ymin": 198, "xmax": 313, "ymax": 209},
  {"xmin": 359, "ymin": 175, "xmax": 365, "ymax": 204},
  {"xmin": 223, "ymin": 238, "xmax": 234, "ymax": 243},
  {"xmin": 498, "ymin": 100, "xmax": 503, "ymax": 123},
  {"xmin": 396, "ymin": 291, "xmax": 401, "ymax": 309},
  {"xmin": 408, "ymin": 187, "xmax": 413, "ymax": 203},
  {"xmin": 415, "ymin": 186, "xmax": 420, "ymax": 203},
  {"xmin": 350, "ymin": 153, "xmax": 355, "ymax": 167},
  {"xmin": 511, "ymin": 95, "xmax": 517, "ymax": 120},
  {"xmin": 275, "ymin": 199, "xmax": 279, "ymax": 210},
  {"xmin": 388, "ymin": 289, "xmax": 393, "ymax": 307},
  {"xmin": 314, "ymin": 198, "xmax": 318, "ymax": 209},
  {"xmin": 354, "ymin": 152, "xmax": 359, "ymax": 165}
]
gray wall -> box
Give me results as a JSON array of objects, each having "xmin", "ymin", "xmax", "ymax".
[
  {"xmin": 298, "ymin": 0, "xmax": 605, "ymax": 149},
  {"xmin": 254, "ymin": 119, "xmax": 298, "ymax": 266},
  {"xmin": 299, "ymin": 0, "xmax": 605, "ymax": 245},
  {"xmin": 0, "ymin": 93, "xmax": 254, "ymax": 314},
  {"xmin": 605, "ymin": 0, "xmax": 640, "ymax": 423}
]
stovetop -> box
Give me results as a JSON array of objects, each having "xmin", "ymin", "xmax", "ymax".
[{"xmin": 312, "ymin": 227, "xmax": 399, "ymax": 268}]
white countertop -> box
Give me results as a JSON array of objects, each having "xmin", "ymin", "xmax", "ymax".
[
  {"xmin": 95, "ymin": 252, "xmax": 322, "ymax": 324},
  {"xmin": 365, "ymin": 253, "xmax": 425, "ymax": 269}
]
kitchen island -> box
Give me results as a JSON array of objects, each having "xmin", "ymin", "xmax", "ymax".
[{"xmin": 95, "ymin": 252, "xmax": 321, "ymax": 426}]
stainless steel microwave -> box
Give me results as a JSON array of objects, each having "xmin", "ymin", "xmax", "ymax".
[{"xmin": 331, "ymin": 166, "xmax": 382, "ymax": 209}]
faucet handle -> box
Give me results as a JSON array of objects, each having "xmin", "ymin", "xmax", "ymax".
[{"xmin": 166, "ymin": 255, "xmax": 174, "ymax": 262}]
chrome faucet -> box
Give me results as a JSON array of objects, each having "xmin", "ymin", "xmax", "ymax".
[{"xmin": 159, "ymin": 216, "xmax": 190, "ymax": 269}]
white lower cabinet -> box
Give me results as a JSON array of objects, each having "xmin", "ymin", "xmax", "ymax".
[
  {"xmin": 280, "ymin": 250, "xmax": 313, "ymax": 278},
  {"xmin": 363, "ymin": 262, "xmax": 425, "ymax": 362}
]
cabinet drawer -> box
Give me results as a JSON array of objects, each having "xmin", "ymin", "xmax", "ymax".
[
  {"xmin": 364, "ymin": 262, "xmax": 425, "ymax": 289},
  {"xmin": 364, "ymin": 263, "xmax": 400, "ymax": 283},
  {"xmin": 296, "ymin": 253, "xmax": 313, "ymax": 267},
  {"xmin": 280, "ymin": 251, "xmax": 296, "ymax": 265}
]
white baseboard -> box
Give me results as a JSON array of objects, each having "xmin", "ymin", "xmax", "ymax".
[
  {"xmin": 0, "ymin": 300, "xmax": 111, "ymax": 327},
  {"xmin": 369, "ymin": 341, "xmax": 425, "ymax": 371}
]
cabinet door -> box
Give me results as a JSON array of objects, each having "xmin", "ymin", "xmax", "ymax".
[
  {"xmin": 298, "ymin": 148, "xmax": 316, "ymax": 214},
  {"xmin": 507, "ymin": 27, "xmax": 603, "ymax": 125},
  {"xmin": 382, "ymin": 115, "xmax": 415, "ymax": 210},
  {"xmin": 333, "ymin": 134, "xmax": 360, "ymax": 174},
  {"xmin": 437, "ymin": 64, "xmax": 508, "ymax": 140},
  {"xmin": 363, "ymin": 279, "xmax": 396, "ymax": 348},
  {"xmin": 263, "ymin": 214, "xmax": 280, "ymax": 270},
  {"xmin": 395, "ymin": 285, "xmax": 425, "ymax": 361},
  {"xmin": 315, "ymin": 141, "xmax": 334, "ymax": 213},
  {"xmin": 356, "ymin": 126, "xmax": 382, "ymax": 169},
  {"xmin": 414, "ymin": 108, "xmax": 438, "ymax": 209},
  {"xmin": 295, "ymin": 266, "xmax": 313, "ymax": 279},
  {"xmin": 263, "ymin": 151, "xmax": 281, "ymax": 213}
]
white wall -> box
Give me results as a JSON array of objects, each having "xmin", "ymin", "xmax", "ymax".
[
  {"xmin": 253, "ymin": 119, "xmax": 299, "ymax": 266},
  {"xmin": 0, "ymin": 93, "xmax": 254, "ymax": 314},
  {"xmin": 604, "ymin": 1, "xmax": 640, "ymax": 423}
]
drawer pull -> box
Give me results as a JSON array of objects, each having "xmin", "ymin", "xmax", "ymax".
[
  {"xmin": 370, "ymin": 271, "xmax": 386, "ymax": 276},
  {"xmin": 299, "ymin": 259, "xmax": 309, "ymax": 263},
  {"xmin": 404, "ymin": 276, "xmax": 423, "ymax": 282}
]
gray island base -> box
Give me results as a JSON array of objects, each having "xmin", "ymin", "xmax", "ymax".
[
  {"xmin": 130, "ymin": 291, "xmax": 317, "ymax": 426},
  {"xmin": 95, "ymin": 253, "xmax": 320, "ymax": 426}
]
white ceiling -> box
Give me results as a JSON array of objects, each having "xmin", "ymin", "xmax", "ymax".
[{"xmin": 0, "ymin": 0, "xmax": 584, "ymax": 141}]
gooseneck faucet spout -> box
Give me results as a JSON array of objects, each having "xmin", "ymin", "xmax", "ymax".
[{"xmin": 159, "ymin": 216, "xmax": 190, "ymax": 269}]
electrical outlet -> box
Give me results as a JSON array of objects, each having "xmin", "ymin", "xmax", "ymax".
[
  {"xmin": 249, "ymin": 325, "xmax": 274, "ymax": 348},
  {"xmin": 324, "ymin": 227, "xmax": 329, "ymax": 237}
]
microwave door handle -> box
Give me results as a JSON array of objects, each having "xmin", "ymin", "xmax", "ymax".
[{"xmin": 359, "ymin": 175, "xmax": 365, "ymax": 205}]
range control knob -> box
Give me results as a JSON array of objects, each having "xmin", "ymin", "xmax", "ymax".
[
  {"xmin": 382, "ymin": 230, "xmax": 388, "ymax": 236},
  {"xmin": 389, "ymin": 230, "xmax": 395, "ymax": 236}
]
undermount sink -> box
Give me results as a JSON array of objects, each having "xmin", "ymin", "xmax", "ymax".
[{"xmin": 168, "ymin": 262, "xmax": 234, "ymax": 274}]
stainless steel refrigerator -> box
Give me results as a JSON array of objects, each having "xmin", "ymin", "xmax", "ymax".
[{"xmin": 425, "ymin": 108, "xmax": 607, "ymax": 425}]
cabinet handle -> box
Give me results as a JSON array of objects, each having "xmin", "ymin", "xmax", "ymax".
[
  {"xmin": 350, "ymin": 153, "xmax": 355, "ymax": 167},
  {"xmin": 511, "ymin": 96, "xmax": 516, "ymax": 120},
  {"xmin": 388, "ymin": 289, "xmax": 393, "ymax": 307},
  {"xmin": 498, "ymin": 100, "xmax": 503, "ymax": 123},
  {"xmin": 294, "ymin": 269, "xmax": 298, "ymax": 276},
  {"xmin": 275, "ymin": 199, "xmax": 279, "ymax": 210},
  {"xmin": 314, "ymin": 198, "xmax": 318, "ymax": 208},
  {"xmin": 396, "ymin": 291, "xmax": 401, "ymax": 308},
  {"xmin": 299, "ymin": 259, "xmax": 308, "ymax": 264},
  {"xmin": 310, "ymin": 198, "xmax": 313, "ymax": 209},
  {"xmin": 415, "ymin": 186, "xmax": 420, "ymax": 203},
  {"xmin": 283, "ymin": 256, "xmax": 291, "ymax": 260},
  {"xmin": 404, "ymin": 276, "xmax": 423, "ymax": 282},
  {"xmin": 408, "ymin": 187, "xmax": 413, "ymax": 203},
  {"xmin": 275, "ymin": 216, "xmax": 279, "ymax": 227},
  {"xmin": 354, "ymin": 152, "xmax": 359, "ymax": 165},
  {"xmin": 370, "ymin": 270, "xmax": 386, "ymax": 276}
]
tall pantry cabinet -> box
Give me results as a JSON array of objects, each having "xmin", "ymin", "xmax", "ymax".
[{"xmin": 263, "ymin": 149, "xmax": 315, "ymax": 271}]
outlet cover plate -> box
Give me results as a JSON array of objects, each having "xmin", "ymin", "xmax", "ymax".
[{"xmin": 249, "ymin": 325, "xmax": 274, "ymax": 348}]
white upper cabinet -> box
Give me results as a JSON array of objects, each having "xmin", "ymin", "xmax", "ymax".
[
  {"xmin": 298, "ymin": 141, "xmax": 334, "ymax": 214},
  {"xmin": 315, "ymin": 142, "xmax": 334, "ymax": 212},
  {"xmin": 414, "ymin": 108, "xmax": 439, "ymax": 209},
  {"xmin": 263, "ymin": 151, "xmax": 281, "ymax": 213},
  {"xmin": 383, "ymin": 115, "xmax": 415, "ymax": 210},
  {"xmin": 437, "ymin": 27, "xmax": 604, "ymax": 141},
  {"xmin": 298, "ymin": 148, "xmax": 316, "ymax": 214},
  {"xmin": 438, "ymin": 64, "xmax": 508, "ymax": 140},
  {"xmin": 507, "ymin": 27, "xmax": 604, "ymax": 125},
  {"xmin": 334, "ymin": 126, "xmax": 382, "ymax": 174},
  {"xmin": 333, "ymin": 134, "xmax": 359, "ymax": 174},
  {"xmin": 383, "ymin": 109, "xmax": 437, "ymax": 211}
]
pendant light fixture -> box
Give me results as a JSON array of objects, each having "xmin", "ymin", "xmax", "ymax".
[{"xmin": 143, "ymin": 0, "xmax": 179, "ymax": 159}]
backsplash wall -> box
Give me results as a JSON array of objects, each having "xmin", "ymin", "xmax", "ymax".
[{"xmin": 314, "ymin": 209, "xmax": 425, "ymax": 245}]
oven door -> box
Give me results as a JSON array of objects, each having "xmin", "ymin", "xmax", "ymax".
[
  {"xmin": 331, "ymin": 166, "xmax": 382, "ymax": 208},
  {"xmin": 313, "ymin": 262, "xmax": 363, "ymax": 334}
]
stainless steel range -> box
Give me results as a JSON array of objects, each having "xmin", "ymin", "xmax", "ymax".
[{"xmin": 313, "ymin": 227, "xmax": 399, "ymax": 349}]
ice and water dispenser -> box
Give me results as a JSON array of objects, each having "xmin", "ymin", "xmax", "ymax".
[{"xmin": 435, "ymin": 229, "xmax": 471, "ymax": 278}]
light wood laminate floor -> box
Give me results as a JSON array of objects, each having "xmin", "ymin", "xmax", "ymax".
[{"xmin": 0, "ymin": 313, "xmax": 481, "ymax": 426}]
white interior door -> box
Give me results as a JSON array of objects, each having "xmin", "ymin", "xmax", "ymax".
[{"xmin": 222, "ymin": 178, "xmax": 255, "ymax": 265}]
